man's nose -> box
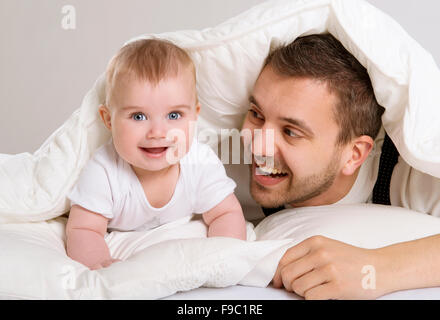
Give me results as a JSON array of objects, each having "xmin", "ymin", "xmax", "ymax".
[{"xmin": 251, "ymin": 126, "xmax": 276, "ymax": 158}]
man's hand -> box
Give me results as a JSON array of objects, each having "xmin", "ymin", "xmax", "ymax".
[{"xmin": 272, "ymin": 235, "xmax": 384, "ymax": 300}]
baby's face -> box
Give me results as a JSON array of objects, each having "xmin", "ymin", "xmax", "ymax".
[{"xmin": 101, "ymin": 69, "xmax": 199, "ymax": 175}]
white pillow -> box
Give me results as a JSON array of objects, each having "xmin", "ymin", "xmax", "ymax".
[
  {"xmin": 255, "ymin": 204, "xmax": 440, "ymax": 249},
  {"xmin": 1, "ymin": 0, "xmax": 440, "ymax": 222},
  {"xmin": 0, "ymin": 216, "xmax": 293, "ymax": 299},
  {"xmin": 1, "ymin": 204, "xmax": 440, "ymax": 299}
]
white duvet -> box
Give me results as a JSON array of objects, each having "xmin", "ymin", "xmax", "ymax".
[
  {"xmin": 0, "ymin": 215, "xmax": 292, "ymax": 299},
  {"xmin": 1, "ymin": 0, "xmax": 440, "ymax": 299}
]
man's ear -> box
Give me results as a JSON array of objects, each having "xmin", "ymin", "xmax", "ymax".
[
  {"xmin": 341, "ymin": 135, "xmax": 374, "ymax": 176},
  {"xmin": 98, "ymin": 105, "xmax": 112, "ymax": 130}
]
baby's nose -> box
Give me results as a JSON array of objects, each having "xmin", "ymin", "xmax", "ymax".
[{"xmin": 146, "ymin": 120, "xmax": 167, "ymax": 139}]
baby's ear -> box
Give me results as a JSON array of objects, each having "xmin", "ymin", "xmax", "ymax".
[
  {"xmin": 98, "ymin": 105, "xmax": 112, "ymax": 130},
  {"xmin": 195, "ymin": 102, "xmax": 201, "ymax": 116}
]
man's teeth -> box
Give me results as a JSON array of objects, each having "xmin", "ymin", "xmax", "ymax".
[{"xmin": 258, "ymin": 165, "xmax": 286, "ymax": 175}]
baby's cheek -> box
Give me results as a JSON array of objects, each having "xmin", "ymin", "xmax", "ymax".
[
  {"xmin": 163, "ymin": 132, "xmax": 187, "ymax": 165},
  {"xmin": 111, "ymin": 128, "xmax": 138, "ymax": 156},
  {"xmin": 165, "ymin": 142, "xmax": 186, "ymax": 165},
  {"xmin": 168, "ymin": 122, "xmax": 196, "ymax": 145}
]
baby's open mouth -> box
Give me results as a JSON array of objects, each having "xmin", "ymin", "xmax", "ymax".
[
  {"xmin": 141, "ymin": 147, "xmax": 168, "ymax": 154},
  {"xmin": 139, "ymin": 146, "xmax": 170, "ymax": 158}
]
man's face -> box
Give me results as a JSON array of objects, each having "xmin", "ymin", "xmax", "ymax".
[{"xmin": 242, "ymin": 66, "xmax": 346, "ymax": 208}]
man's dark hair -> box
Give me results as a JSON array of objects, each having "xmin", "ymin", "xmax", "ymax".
[{"xmin": 264, "ymin": 33, "xmax": 385, "ymax": 145}]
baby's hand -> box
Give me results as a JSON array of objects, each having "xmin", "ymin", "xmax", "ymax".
[{"xmin": 90, "ymin": 258, "xmax": 121, "ymax": 270}]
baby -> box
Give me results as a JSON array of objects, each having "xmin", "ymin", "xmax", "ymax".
[{"xmin": 66, "ymin": 39, "xmax": 247, "ymax": 270}]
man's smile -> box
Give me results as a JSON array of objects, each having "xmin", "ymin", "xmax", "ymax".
[{"xmin": 252, "ymin": 161, "xmax": 289, "ymax": 187}]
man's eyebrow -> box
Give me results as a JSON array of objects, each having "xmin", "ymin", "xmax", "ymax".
[
  {"xmin": 249, "ymin": 95, "xmax": 261, "ymax": 109},
  {"xmin": 279, "ymin": 117, "xmax": 314, "ymax": 137},
  {"xmin": 249, "ymin": 95, "xmax": 314, "ymax": 137}
]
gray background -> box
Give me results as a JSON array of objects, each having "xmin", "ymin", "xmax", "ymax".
[{"xmin": 1, "ymin": 0, "xmax": 439, "ymax": 154}]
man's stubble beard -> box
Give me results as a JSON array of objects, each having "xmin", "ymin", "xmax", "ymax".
[{"xmin": 249, "ymin": 152, "xmax": 341, "ymax": 208}]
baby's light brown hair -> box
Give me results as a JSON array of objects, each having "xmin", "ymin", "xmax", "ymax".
[{"xmin": 105, "ymin": 38, "xmax": 196, "ymax": 107}]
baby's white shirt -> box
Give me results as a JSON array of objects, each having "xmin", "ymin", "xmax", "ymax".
[{"xmin": 67, "ymin": 138, "xmax": 236, "ymax": 231}]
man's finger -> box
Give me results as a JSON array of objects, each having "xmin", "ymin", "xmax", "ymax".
[
  {"xmin": 272, "ymin": 240, "xmax": 313, "ymax": 287},
  {"xmin": 280, "ymin": 252, "xmax": 318, "ymax": 291},
  {"xmin": 290, "ymin": 267, "xmax": 329, "ymax": 297},
  {"xmin": 303, "ymin": 281, "xmax": 335, "ymax": 300}
]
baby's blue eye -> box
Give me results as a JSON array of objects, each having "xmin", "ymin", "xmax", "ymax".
[
  {"xmin": 168, "ymin": 112, "xmax": 181, "ymax": 120},
  {"xmin": 132, "ymin": 113, "xmax": 146, "ymax": 121}
]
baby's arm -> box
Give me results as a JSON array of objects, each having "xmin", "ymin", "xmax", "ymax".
[
  {"xmin": 202, "ymin": 193, "xmax": 246, "ymax": 240},
  {"xmin": 66, "ymin": 205, "xmax": 116, "ymax": 270}
]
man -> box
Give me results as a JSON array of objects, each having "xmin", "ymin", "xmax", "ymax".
[{"xmin": 242, "ymin": 33, "xmax": 440, "ymax": 299}]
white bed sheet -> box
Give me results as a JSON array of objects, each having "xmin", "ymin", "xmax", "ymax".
[
  {"xmin": 163, "ymin": 285, "xmax": 440, "ymax": 300},
  {"xmin": 2, "ymin": 285, "xmax": 440, "ymax": 300}
]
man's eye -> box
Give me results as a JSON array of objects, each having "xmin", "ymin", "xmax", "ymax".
[
  {"xmin": 284, "ymin": 128, "xmax": 298, "ymax": 137},
  {"xmin": 248, "ymin": 109, "xmax": 264, "ymax": 120},
  {"xmin": 168, "ymin": 112, "xmax": 181, "ymax": 120},
  {"xmin": 132, "ymin": 113, "xmax": 146, "ymax": 121}
]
